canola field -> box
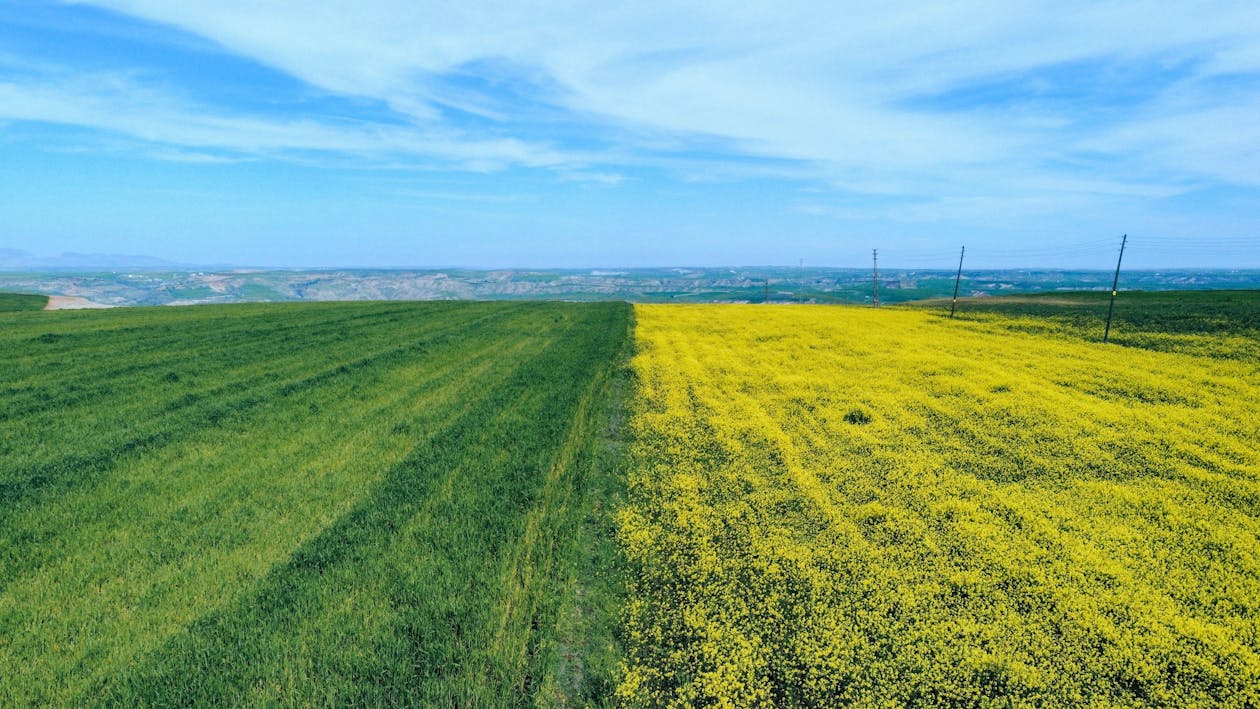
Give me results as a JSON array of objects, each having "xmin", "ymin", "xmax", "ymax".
[
  {"xmin": 5, "ymin": 294, "xmax": 1259, "ymax": 707},
  {"xmin": 619, "ymin": 304, "xmax": 1260, "ymax": 706}
]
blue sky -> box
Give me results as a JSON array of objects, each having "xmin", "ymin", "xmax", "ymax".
[{"xmin": 1, "ymin": 1, "xmax": 1258, "ymax": 269}]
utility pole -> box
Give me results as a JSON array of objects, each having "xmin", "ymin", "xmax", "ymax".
[
  {"xmin": 949, "ymin": 245, "xmax": 965, "ymax": 319},
  {"xmin": 1103, "ymin": 234, "xmax": 1127, "ymax": 343},
  {"xmin": 764, "ymin": 278, "xmax": 769, "ymax": 304},
  {"xmin": 871, "ymin": 249, "xmax": 880, "ymax": 307}
]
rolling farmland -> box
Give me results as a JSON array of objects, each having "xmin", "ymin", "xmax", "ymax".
[
  {"xmin": 619, "ymin": 303, "xmax": 1259, "ymax": 706},
  {"xmin": 0, "ymin": 301, "xmax": 631, "ymax": 706},
  {"xmin": 3, "ymin": 292, "xmax": 1258, "ymax": 706}
]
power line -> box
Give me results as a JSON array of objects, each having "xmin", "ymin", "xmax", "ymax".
[
  {"xmin": 1139, "ymin": 235, "xmax": 1256, "ymax": 245},
  {"xmin": 832, "ymin": 234, "xmax": 1256, "ymax": 271}
]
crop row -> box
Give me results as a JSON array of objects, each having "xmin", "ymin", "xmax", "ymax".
[{"xmin": 0, "ymin": 301, "xmax": 631, "ymax": 705}]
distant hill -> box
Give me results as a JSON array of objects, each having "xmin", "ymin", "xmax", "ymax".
[
  {"xmin": 0, "ymin": 248, "xmax": 193, "ymax": 272},
  {"xmin": 1, "ymin": 265, "xmax": 1257, "ymax": 307}
]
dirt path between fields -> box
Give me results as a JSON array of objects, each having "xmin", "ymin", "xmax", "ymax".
[{"xmin": 45, "ymin": 295, "xmax": 112, "ymax": 310}]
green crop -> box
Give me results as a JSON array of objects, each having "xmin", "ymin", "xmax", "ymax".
[
  {"xmin": 0, "ymin": 293, "xmax": 47, "ymax": 312},
  {"xmin": 6, "ymin": 290, "xmax": 1257, "ymax": 706},
  {"xmin": 907, "ymin": 289, "xmax": 1260, "ymax": 361},
  {"xmin": 0, "ymin": 301, "xmax": 631, "ymax": 706}
]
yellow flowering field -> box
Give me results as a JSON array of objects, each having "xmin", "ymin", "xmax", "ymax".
[{"xmin": 618, "ymin": 304, "xmax": 1260, "ymax": 707}]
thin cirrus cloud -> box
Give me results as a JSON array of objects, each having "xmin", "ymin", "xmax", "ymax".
[
  {"xmin": 57, "ymin": 0, "xmax": 1260, "ymax": 187},
  {"xmin": 0, "ymin": 65, "xmax": 590, "ymax": 170}
]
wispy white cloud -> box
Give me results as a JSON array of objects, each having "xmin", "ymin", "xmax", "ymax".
[
  {"xmin": 559, "ymin": 171, "xmax": 624, "ymax": 185},
  {"xmin": 1085, "ymin": 98, "xmax": 1260, "ymax": 187},
  {"xmin": 4, "ymin": 0, "xmax": 1252, "ymax": 224},
  {"xmin": 387, "ymin": 189, "xmax": 537, "ymax": 204},
  {"xmin": 0, "ymin": 68, "xmax": 590, "ymax": 169},
  {"xmin": 141, "ymin": 148, "xmax": 248, "ymax": 164}
]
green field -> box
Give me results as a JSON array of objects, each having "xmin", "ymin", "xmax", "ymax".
[
  {"xmin": 0, "ymin": 292, "xmax": 48, "ymax": 311},
  {"xmin": 909, "ymin": 290, "xmax": 1260, "ymax": 360},
  {"xmin": 3, "ymin": 291, "xmax": 1257, "ymax": 706},
  {"xmin": 1, "ymin": 301, "xmax": 631, "ymax": 705}
]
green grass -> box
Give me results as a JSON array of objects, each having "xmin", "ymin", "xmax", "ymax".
[
  {"xmin": 906, "ymin": 289, "xmax": 1260, "ymax": 361},
  {"xmin": 0, "ymin": 292, "xmax": 47, "ymax": 311},
  {"xmin": 0, "ymin": 300, "xmax": 631, "ymax": 706}
]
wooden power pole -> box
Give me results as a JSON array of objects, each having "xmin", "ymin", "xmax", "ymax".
[
  {"xmin": 1103, "ymin": 234, "xmax": 1127, "ymax": 343},
  {"xmin": 949, "ymin": 245, "xmax": 965, "ymax": 319}
]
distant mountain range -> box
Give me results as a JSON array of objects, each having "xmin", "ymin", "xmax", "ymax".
[{"xmin": 0, "ymin": 248, "xmax": 197, "ymax": 272}]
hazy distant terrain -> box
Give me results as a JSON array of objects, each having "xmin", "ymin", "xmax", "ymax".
[{"xmin": 2, "ymin": 267, "xmax": 1257, "ymax": 307}]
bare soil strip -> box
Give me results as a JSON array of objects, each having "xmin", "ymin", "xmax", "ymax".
[{"xmin": 45, "ymin": 296, "xmax": 112, "ymax": 310}]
